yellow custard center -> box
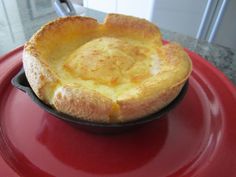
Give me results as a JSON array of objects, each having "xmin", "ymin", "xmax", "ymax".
[{"xmin": 53, "ymin": 37, "xmax": 161, "ymax": 100}]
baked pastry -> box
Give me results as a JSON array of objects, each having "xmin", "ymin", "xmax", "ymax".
[{"xmin": 23, "ymin": 14, "xmax": 192, "ymax": 123}]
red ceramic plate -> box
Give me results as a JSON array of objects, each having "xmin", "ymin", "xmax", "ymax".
[{"xmin": 0, "ymin": 46, "xmax": 235, "ymax": 177}]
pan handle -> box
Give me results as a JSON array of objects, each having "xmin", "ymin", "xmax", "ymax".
[{"xmin": 54, "ymin": 0, "xmax": 76, "ymax": 17}]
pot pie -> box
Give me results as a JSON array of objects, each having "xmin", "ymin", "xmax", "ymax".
[{"xmin": 23, "ymin": 14, "xmax": 192, "ymax": 123}]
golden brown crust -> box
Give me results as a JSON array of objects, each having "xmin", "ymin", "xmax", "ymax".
[
  {"xmin": 116, "ymin": 43, "xmax": 191, "ymax": 122},
  {"xmin": 104, "ymin": 13, "xmax": 162, "ymax": 46},
  {"xmin": 23, "ymin": 14, "xmax": 192, "ymax": 123},
  {"xmin": 24, "ymin": 16, "xmax": 99, "ymax": 64},
  {"xmin": 22, "ymin": 51, "xmax": 59, "ymax": 104},
  {"xmin": 52, "ymin": 86, "xmax": 113, "ymax": 123},
  {"xmin": 117, "ymin": 84, "xmax": 183, "ymax": 121}
]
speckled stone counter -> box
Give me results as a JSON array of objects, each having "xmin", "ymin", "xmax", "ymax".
[{"xmin": 162, "ymin": 29, "xmax": 236, "ymax": 85}]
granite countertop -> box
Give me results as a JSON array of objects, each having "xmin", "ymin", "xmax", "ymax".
[
  {"xmin": 162, "ymin": 29, "xmax": 236, "ymax": 85},
  {"xmin": 0, "ymin": 1, "xmax": 235, "ymax": 85}
]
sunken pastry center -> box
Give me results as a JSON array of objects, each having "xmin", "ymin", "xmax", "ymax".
[{"xmin": 63, "ymin": 37, "xmax": 160, "ymax": 86}]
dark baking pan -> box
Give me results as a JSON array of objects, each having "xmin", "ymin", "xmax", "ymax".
[{"xmin": 11, "ymin": 68, "xmax": 188, "ymax": 134}]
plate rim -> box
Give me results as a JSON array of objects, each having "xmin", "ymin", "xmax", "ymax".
[{"xmin": 0, "ymin": 46, "xmax": 235, "ymax": 177}]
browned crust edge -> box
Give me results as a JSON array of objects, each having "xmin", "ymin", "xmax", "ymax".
[{"xmin": 23, "ymin": 14, "xmax": 192, "ymax": 123}]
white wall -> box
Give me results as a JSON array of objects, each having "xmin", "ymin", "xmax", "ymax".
[
  {"xmin": 83, "ymin": 0, "xmax": 155, "ymax": 20},
  {"xmin": 84, "ymin": 0, "xmax": 117, "ymax": 13},
  {"xmin": 151, "ymin": 0, "xmax": 208, "ymax": 38},
  {"xmin": 83, "ymin": 0, "xmax": 208, "ymax": 38},
  {"xmin": 116, "ymin": 0, "xmax": 154, "ymax": 20}
]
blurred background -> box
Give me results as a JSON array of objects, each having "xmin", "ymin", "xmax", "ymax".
[
  {"xmin": 0, "ymin": 0, "xmax": 236, "ymax": 55},
  {"xmin": 80, "ymin": 0, "xmax": 236, "ymax": 49}
]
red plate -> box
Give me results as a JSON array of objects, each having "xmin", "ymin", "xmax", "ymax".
[{"xmin": 0, "ymin": 46, "xmax": 236, "ymax": 177}]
